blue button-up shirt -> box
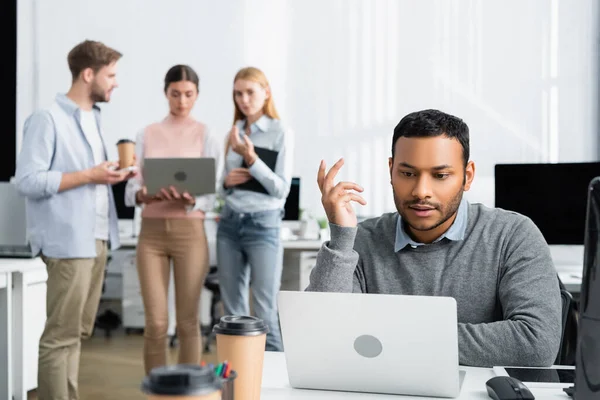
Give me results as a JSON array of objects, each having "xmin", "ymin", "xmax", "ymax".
[
  {"xmin": 15, "ymin": 94, "xmax": 120, "ymax": 258},
  {"xmin": 395, "ymin": 197, "xmax": 469, "ymax": 251},
  {"xmin": 218, "ymin": 115, "xmax": 293, "ymax": 213}
]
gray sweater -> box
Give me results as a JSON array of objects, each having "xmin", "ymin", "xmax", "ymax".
[{"xmin": 306, "ymin": 203, "xmax": 562, "ymax": 367}]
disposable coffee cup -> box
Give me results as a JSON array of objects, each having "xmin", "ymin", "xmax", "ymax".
[
  {"xmin": 213, "ymin": 316, "xmax": 269, "ymax": 400},
  {"xmin": 219, "ymin": 370, "xmax": 237, "ymax": 400},
  {"xmin": 116, "ymin": 138, "xmax": 135, "ymax": 170},
  {"xmin": 141, "ymin": 364, "xmax": 222, "ymax": 400}
]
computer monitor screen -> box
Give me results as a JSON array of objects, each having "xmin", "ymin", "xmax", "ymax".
[
  {"xmin": 574, "ymin": 176, "xmax": 600, "ymax": 398},
  {"xmin": 494, "ymin": 162, "xmax": 600, "ymax": 245},
  {"xmin": 1, "ymin": 0, "xmax": 16, "ymax": 182},
  {"xmin": 112, "ymin": 180, "xmax": 135, "ymax": 220},
  {"xmin": 284, "ymin": 177, "xmax": 300, "ymax": 220}
]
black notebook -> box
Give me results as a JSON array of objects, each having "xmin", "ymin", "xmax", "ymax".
[{"xmin": 236, "ymin": 146, "xmax": 279, "ymax": 194}]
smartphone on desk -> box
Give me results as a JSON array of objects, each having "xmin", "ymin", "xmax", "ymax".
[{"xmin": 492, "ymin": 366, "xmax": 575, "ymax": 388}]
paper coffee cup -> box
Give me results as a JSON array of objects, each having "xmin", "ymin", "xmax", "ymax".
[
  {"xmin": 116, "ymin": 139, "xmax": 135, "ymax": 170},
  {"xmin": 141, "ymin": 364, "xmax": 222, "ymax": 399},
  {"xmin": 214, "ymin": 316, "xmax": 269, "ymax": 400}
]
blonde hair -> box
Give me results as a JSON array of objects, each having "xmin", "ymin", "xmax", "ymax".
[
  {"xmin": 232, "ymin": 67, "xmax": 280, "ymax": 125},
  {"xmin": 226, "ymin": 67, "xmax": 280, "ymax": 154}
]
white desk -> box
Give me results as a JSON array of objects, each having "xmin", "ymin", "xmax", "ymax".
[
  {"xmin": 282, "ymin": 239, "xmax": 322, "ymax": 251},
  {"xmin": 118, "ymin": 235, "xmax": 322, "ymax": 252},
  {"xmin": 0, "ymin": 266, "xmax": 12, "ymax": 400},
  {"xmin": 121, "ymin": 233, "xmax": 583, "ymax": 293},
  {"xmin": 117, "ymin": 234, "xmax": 322, "ymax": 291},
  {"xmin": 558, "ymin": 273, "xmax": 583, "ymax": 294},
  {"xmin": 556, "ymin": 264, "xmax": 584, "ymax": 294},
  {"xmin": 0, "ymin": 258, "xmax": 48, "ymax": 400},
  {"xmin": 114, "ymin": 233, "xmax": 321, "ymax": 331},
  {"xmin": 115, "ymin": 229, "xmax": 322, "ymax": 332},
  {"xmin": 118, "ymin": 235, "xmax": 139, "ymax": 249},
  {"xmin": 260, "ymin": 352, "xmax": 570, "ymax": 399}
]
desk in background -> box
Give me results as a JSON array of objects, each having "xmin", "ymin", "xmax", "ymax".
[
  {"xmin": 556, "ymin": 264, "xmax": 584, "ymax": 296},
  {"xmin": 118, "ymin": 233, "xmax": 322, "ymax": 252},
  {"xmin": 260, "ymin": 352, "xmax": 570, "ymax": 399},
  {"xmin": 112, "ymin": 215, "xmax": 584, "ymax": 337},
  {"xmin": 0, "ymin": 258, "xmax": 48, "ymax": 400},
  {"xmin": 112, "ymin": 219, "xmax": 323, "ymax": 333},
  {"xmin": 0, "ymin": 265, "xmax": 12, "ymax": 400}
]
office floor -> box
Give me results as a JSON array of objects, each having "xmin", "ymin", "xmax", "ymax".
[{"xmin": 27, "ymin": 303, "xmax": 219, "ymax": 400}]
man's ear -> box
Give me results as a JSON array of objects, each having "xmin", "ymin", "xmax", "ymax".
[
  {"xmin": 81, "ymin": 67, "xmax": 95, "ymax": 84},
  {"xmin": 388, "ymin": 157, "xmax": 393, "ymax": 184},
  {"xmin": 463, "ymin": 161, "xmax": 475, "ymax": 191}
]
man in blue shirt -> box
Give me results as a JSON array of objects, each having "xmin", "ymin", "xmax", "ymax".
[{"xmin": 15, "ymin": 40, "xmax": 133, "ymax": 400}]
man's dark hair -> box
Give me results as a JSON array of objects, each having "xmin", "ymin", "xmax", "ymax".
[{"xmin": 392, "ymin": 109, "xmax": 470, "ymax": 167}]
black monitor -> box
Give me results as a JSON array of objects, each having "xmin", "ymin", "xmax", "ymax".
[
  {"xmin": 494, "ymin": 162, "xmax": 600, "ymax": 245},
  {"xmin": 1, "ymin": 0, "xmax": 16, "ymax": 182},
  {"xmin": 111, "ymin": 180, "xmax": 135, "ymax": 220},
  {"xmin": 574, "ymin": 176, "xmax": 600, "ymax": 399},
  {"xmin": 283, "ymin": 177, "xmax": 300, "ymax": 220}
]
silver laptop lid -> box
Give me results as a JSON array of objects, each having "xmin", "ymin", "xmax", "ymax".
[
  {"xmin": 278, "ymin": 291, "xmax": 460, "ymax": 398},
  {"xmin": 143, "ymin": 158, "xmax": 216, "ymax": 197}
]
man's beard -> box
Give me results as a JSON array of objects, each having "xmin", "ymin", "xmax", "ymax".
[
  {"xmin": 90, "ymin": 81, "xmax": 108, "ymax": 103},
  {"xmin": 394, "ymin": 187, "xmax": 463, "ymax": 232}
]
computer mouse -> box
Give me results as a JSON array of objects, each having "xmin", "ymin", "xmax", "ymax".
[{"xmin": 485, "ymin": 376, "xmax": 535, "ymax": 400}]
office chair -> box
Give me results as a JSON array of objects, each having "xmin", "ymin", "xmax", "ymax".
[
  {"xmin": 556, "ymin": 277, "xmax": 578, "ymax": 365},
  {"xmin": 201, "ymin": 266, "xmax": 222, "ymax": 352}
]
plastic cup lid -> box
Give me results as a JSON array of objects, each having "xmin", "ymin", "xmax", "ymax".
[
  {"xmin": 116, "ymin": 138, "xmax": 134, "ymax": 145},
  {"xmin": 141, "ymin": 364, "xmax": 221, "ymax": 396},
  {"xmin": 213, "ymin": 315, "xmax": 269, "ymax": 336}
]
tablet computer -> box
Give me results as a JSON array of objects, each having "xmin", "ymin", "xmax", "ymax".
[
  {"xmin": 492, "ymin": 366, "xmax": 575, "ymax": 388},
  {"xmin": 143, "ymin": 157, "xmax": 216, "ymax": 196}
]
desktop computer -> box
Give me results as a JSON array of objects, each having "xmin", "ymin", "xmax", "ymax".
[
  {"xmin": 494, "ymin": 162, "xmax": 600, "ymax": 245},
  {"xmin": 573, "ymin": 176, "xmax": 600, "ymax": 399},
  {"xmin": 282, "ymin": 177, "xmax": 310, "ymax": 239},
  {"xmin": 283, "ymin": 177, "xmax": 300, "ymax": 221}
]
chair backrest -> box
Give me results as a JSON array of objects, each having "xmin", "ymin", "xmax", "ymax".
[
  {"xmin": 557, "ymin": 289, "xmax": 572, "ymax": 358},
  {"xmin": 556, "ymin": 277, "xmax": 578, "ymax": 365}
]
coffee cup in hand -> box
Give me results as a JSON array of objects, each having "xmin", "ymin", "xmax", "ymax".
[{"xmin": 116, "ymin": 139, "xmax": 135, "ymax": 170}]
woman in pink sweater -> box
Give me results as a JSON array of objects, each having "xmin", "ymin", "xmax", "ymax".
[{"xmin": 124, "ymin": 65, "xmax": 221, "ymax": 374}]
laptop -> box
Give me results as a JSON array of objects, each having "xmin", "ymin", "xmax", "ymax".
[
  {"xmin": 0, "ymin": 183, "xmax": 34, "ymax": 258},
  {"xmin": 277, "ymin": 291, "xmax": 461, "ymax": 397},
  {"xmin": 143, "ymin": 157, "xmax": 216, "ymax": 197}
]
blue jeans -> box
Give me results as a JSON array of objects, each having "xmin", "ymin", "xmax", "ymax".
[{"xmin": 216, "ymin": 206, "xmax": 284, "ymax": 351}]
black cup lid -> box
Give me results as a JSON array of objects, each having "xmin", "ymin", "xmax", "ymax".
[
  {"xmin": 116, "ymin": 138, "xmax": 134, "ymax": 145},
  {"xmin": 213, "ymin": 315, "xmax": 269, "ymax": 336},
  {"xmin": 141, "ymin": 364, "xmax": 221, "ymax": 396}
]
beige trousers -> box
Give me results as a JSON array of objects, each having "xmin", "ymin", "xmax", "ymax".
[
  {"xmin": 37, "ymin": 240, "xmax": 107, "ymax": 400},
  {"xmin": 136, "ymin": 218, "xmax": 209, "ymax": 375}
]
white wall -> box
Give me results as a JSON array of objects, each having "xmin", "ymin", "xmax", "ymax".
[{"xmin": 17, "ymin": 0, "xmax": 599, "ymax": 218}]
